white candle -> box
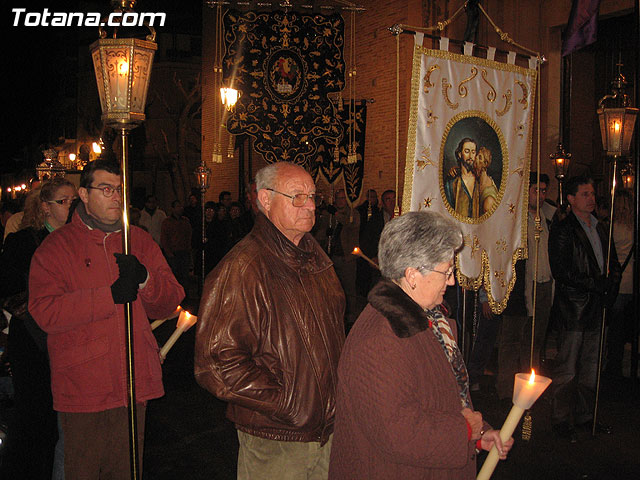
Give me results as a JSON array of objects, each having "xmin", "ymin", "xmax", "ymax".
[
  {"xmin": 159, "ymin": 310, "xmax": 197, "ymax": 360},
  {"xmin": 351, "ymin": 247, "xmax": 380, "ymax": 270},
  {"xmin": 476, "ymin": 370, "xmax": 551, "ymax": 480},
  {"xmin": 151, "ymin": 305, "xmax": 183, "ymax": 331}
]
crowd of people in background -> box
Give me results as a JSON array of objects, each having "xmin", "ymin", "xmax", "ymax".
[{"xmin": 0, "ymin": 161, "xmax": 636, "ymax": 479}]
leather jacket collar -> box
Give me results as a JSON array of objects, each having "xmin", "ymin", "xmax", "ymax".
[{"xmin": 252, "ymin": 212, "xmax": 333, "ymax": 275}]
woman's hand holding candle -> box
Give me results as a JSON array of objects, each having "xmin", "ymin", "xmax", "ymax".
[{"xmin": 479, "ymin": 430, "xmax": 514, "ymax": 460}]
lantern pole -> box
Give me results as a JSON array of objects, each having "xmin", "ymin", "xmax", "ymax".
[
  {"xmin": 90, "ymin": 1, "xmax": 157, "ymax": 477},
  {"xmin": 594, "ymin": 63, "xmax": 638, "ymax": 436},
  {"xmin": 194, "ymin": 161, "xmax": 211, "ymax": 292},
  {"xmin": 120, "ymin": 126, "xmax": 139, "ymax": 478}
]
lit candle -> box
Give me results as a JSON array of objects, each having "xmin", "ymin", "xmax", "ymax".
[
  {"xmin": 150, "ymin": 305, "xmax": 183, "ymax": 331},
  {"xmin": 159, "ymin": 310, "xmax": 197, "ymax": 360},
  {"xmin": 476, "ymin": 370, "xmax": 551, "ymax": 480},
  {"xmin": 351, "ymin": 247, "xmax": 380, "ymax": 270}
]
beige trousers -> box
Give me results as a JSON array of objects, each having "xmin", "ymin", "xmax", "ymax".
[{"xmin": 237, "ymin": 431, "xmax": 332, "ymax": 480}]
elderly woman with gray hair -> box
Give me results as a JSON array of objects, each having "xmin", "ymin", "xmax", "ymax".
[{"xmin": 328, "ymin": 211, "xmax": 512, "ymax": 479}]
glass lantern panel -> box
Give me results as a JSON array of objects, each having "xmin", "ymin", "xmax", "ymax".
[
  {"xmin": 92, "ymin": 48, "xmax": 107, "ymax": 112},
  {"xmin": 105, "ymin": 46, "xmax": 132, "ymax": 111},
  {"xmin": 621, "ymin": 110, "xmax": 638, "ymax": 155},
  {"xmin": 131, "ymin": 47, "xmax": 155, "ymax": 113}
]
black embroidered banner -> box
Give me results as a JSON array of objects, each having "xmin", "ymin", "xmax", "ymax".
[
  {"xmin": 223, "ymin": 10, "xmax": 345, "ymax": 167},
  {"xmin": 311, "ymin": 100, "xmax": 367, "ymax": 204}
]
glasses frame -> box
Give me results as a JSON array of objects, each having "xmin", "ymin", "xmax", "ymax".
[
  {"xmin": 266, "ymin": 188, "xmax": 316, "ymax": 207},
  {"xmin": 418, "ymin": 265, "xmax": 455, "ymax": 281},
  {"xmin": 47, "ymin": 197, "xmax": 78, "ymax": 206},
  {"xmin": 86, "ymin": 185, "xmax": 123, "ymax": 198}
]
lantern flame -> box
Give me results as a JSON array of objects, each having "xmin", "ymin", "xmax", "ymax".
[
  {"xmin": 613, "ymin": 121, "xmax": 621, "ymax": 132},
  {"xmin": 118, "ymin": 61, "xmax": 129, "ymax": 75}
]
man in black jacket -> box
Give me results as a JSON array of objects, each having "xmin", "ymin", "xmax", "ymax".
[{"xmin": 548, "ymin": 176, "xmax": 620, "ymax": 442}]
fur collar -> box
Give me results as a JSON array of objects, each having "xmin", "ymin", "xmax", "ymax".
[{"xmin": 367, "ymin": 279, "xmax": 434, "ymax": 338}]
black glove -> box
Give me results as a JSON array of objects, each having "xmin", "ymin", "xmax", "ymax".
[
  {"xmin": 114, "ymin": 253, "xmax": 147, "ymax": 285},
  {"xmin": 325, "ymin": 205, "xmax": 337, "ymax": 215},
  {"xmin": 111, "ymin": 276, "xmax": 139, "ymax": 304}
]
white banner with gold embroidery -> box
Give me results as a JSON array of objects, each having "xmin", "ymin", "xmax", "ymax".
[{"xmin": 402, "ymin": 35, "xmax": 538, "ymax": 313}]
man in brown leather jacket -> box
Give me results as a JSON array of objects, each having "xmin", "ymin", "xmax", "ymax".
[{"xmin": 195, "ymin": 162, "xmax": 346, "ymax": 479}]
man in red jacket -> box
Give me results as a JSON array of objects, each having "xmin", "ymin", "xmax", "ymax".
[{"xmin": 29, "ymin": 160, "xmax": 185, "ymax": 478}]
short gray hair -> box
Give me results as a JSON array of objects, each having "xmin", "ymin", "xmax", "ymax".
[
  {"xmin": 378, "ymin": 211, "xmax": 463, "ymax": 280},
  {"xmin": 255, "ymin": 162, "xmax": 308, "ymax": 213}
]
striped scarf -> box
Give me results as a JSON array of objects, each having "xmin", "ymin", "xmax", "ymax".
[{"xmin": 426, "ymin": 307, "xmax": 471, "ymax": 408}]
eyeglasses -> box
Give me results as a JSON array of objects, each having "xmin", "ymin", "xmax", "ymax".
[
  {"xmin": 87, "ymin": 185, "xmax": 123, "ymax": 198},
  {"xmin": 419, "ymin": 266, "xmax": 455, "ymax": 281},
  {"xmin": 47, "ymin": 197, "xmax": 77, "ymax": 206},
  {"xmin": 266, "ymin": 188, "xmax": 316, "ymax": 207}
]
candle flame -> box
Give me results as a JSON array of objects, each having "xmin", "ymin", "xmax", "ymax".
[{"xmin": 528, "ymin": 369, "xmax": 536, "ymax": 384}]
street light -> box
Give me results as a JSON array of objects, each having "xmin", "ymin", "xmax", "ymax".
[
  {"xmin": 549, "ymin": 143, "xmax": 571, "ymax": 206},
  {"xmin": 89, "ymin": 1, "xmax": 157, "ymax": 478},
  {"xmin": 220, "ymin": 87, "xmax": 239, "ymax": 111}
]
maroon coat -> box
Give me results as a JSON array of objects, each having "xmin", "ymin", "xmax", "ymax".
[{"xmin": 329, "ymin": 280, "xmax": 479, "ymax": 479}]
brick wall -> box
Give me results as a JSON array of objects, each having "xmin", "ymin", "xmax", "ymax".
[{"xmin": 200, "ymin": 0, "xmax": 632, "ymax": 207}]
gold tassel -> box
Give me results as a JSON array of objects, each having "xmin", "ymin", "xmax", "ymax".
[
  {"xmin": 212, "ymin": 143, "xmax": 223, "ymax": 164},
  {"xmin": 228, "ymin": 135, "xmax": 235, "ymax": 160},
  {"xmin": 521, "ymin": 410, "xmax": 532, "ymax": 441}
]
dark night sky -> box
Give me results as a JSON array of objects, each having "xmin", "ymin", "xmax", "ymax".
[{"xmin": 4, "ymin": 0, "xmax": 201, "ymax": 174}]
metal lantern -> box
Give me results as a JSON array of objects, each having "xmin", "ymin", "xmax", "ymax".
[
  {"xmin": 620, "ymin": 162, "xmax": 635, "ymax": 190},
  {"xmin": 550, "ymin": 143, "xmax": 571, "ymax": 181},
  {"xmin": 597, "ymin": 71, "xmax": 638, "ymax": 158},
  {"xmin": 91, "ymin": 32, "xmax": 157, "ymax": 128},
  {"xmin": 549, "ymin": 143, "xmax": 572, "ymax": 206},
  {"xmin": 194, "ymin": 162, "xmax": 212, "ymax": 192}
]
